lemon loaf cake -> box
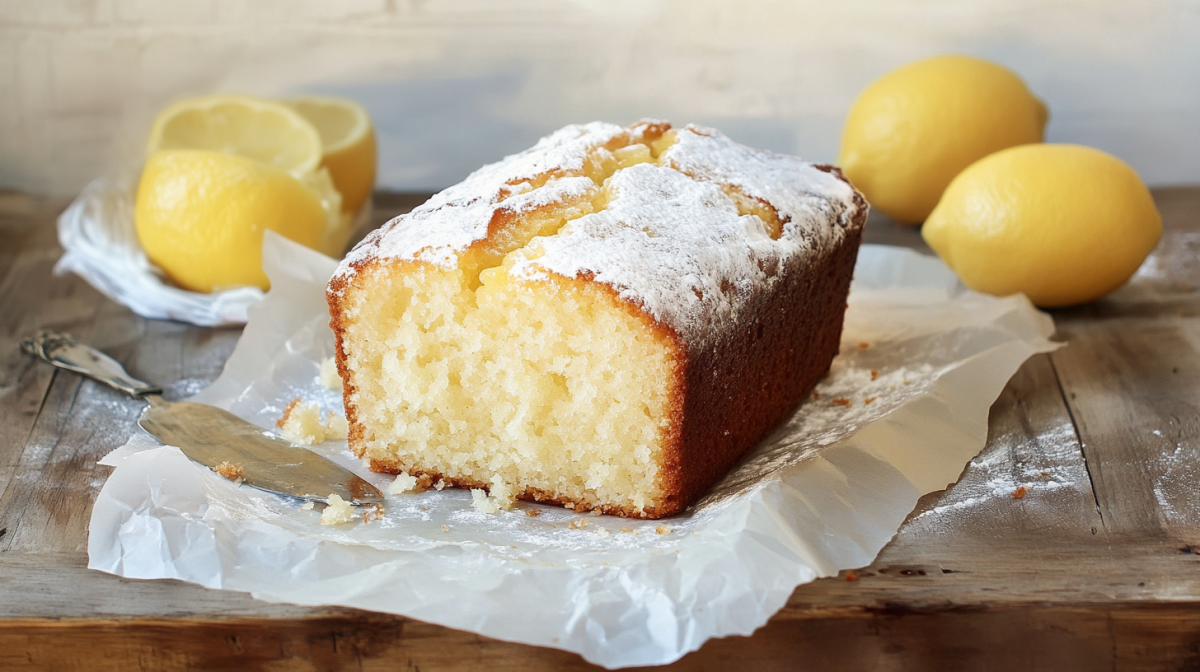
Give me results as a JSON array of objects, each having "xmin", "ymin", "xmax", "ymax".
[{"xmin": 327, "ymin": 121, "xmax": 867, "ymax": 518}]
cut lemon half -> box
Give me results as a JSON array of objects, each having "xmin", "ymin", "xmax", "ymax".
[
  {"xmin": 146, "ymin": 94, "xmax": 323, "ymax": 176},
  {"xmin": 282, "ymin": 95, "xmax": 377, "ymax": 212}
]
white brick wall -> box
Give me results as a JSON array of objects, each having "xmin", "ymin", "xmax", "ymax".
[{"xmin": 2, "ymin": 0, "xmax": 1198, "ymax": 195}]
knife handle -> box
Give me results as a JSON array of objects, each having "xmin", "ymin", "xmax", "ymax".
[{"xmin": 21, "ymin": 329, "xmax": 162, "ymax": 398}]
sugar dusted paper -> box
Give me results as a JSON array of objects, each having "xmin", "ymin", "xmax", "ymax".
[{"xmin": 88, "ymin": 233, "xmax": 1058, "ymax": 668}]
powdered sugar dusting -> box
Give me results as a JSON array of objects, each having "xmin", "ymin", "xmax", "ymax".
[
  {"xmin": 510, "ymin": 163, "xmax": 789, "ymax": 349},
  {"xmin": 334, "ymin": 121, "xmax": 864, "ymax": 349},
  {"xmin": 511, "ymin": 125, "xmax": 862, "ymax": 350},
  {"xmin": 336, "ymin": 122, "xmax": 628, "ymax": 275},
  {"xmin": 661, "ymin": 124, "xmax": 860, "ymax": 230}
]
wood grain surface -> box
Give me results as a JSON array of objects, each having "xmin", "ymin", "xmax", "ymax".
[{"xmin": 1, "ymin": 188, "xmax": 1198, "ymax": 671}]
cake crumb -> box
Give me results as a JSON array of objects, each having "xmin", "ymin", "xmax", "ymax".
[
  {"xmin": 564, "ymin": 502, "xmax": 575, "ymax": 510},
  {"xmin": 845, "ymin": 570, "xmax": 859, "ymax": 582},
  {"xmin": 471, "ymin": 488, "xmax": 500, "ymax": 514},
  {"xmin": 621, "ymin": 526, "xmax": 633, "ymax": 533},
  {"xmin": 277, "ymin": 397, "xmax": 349, "ymax": 445},
  {"xmin": 655, "ymin": 525, "xmax": 671, "ymax": 535},
  {"xmin": 389, "ymin": 473, "xmax": 420, "ymax": 495},
  {"xmin": 319, "ymin": 493, "xmax": 356, "ymax": 526},
  {"xmin": 434, "ymin": 479, "xmax": 447, "ymax": 491},
  {"xmin": 300, "ymin": 501, "xmax": 315, "ymax": 511},
  {"xmin": 870, "ymin": 370, "xmax": 879, "ymax": 381},
  {"xmin": 832, "ymin": 397, "xmax": 852, "ymax": 407},
  {"xmin": 441, "ymin": 524, "xmax": 450, "ymax": 533},
  {"xmin": 363, "ymin": 504, "xmax": 385, "ymax": 523},
  {"xmin": 525, "ymin": 508, "xmax": 542, "ymax": 517},
  {"xmin": 595, "ymin": 528, "xmax": 610, "ymax": 538},
  {"xmin": 858, "ymin": 342, "xmax": 870, "ymax": 349},
  {"xmin": 488, "ymin": 476, "xmax": 516, "ymax": 510},
  {"xmin": 864, "ymin": 397, "xmax": 876, "ymax": 406},
  {"xmin": 569, "ymin": 519, "xmax": 588, "ymax": 530},
  {"xmin": 811, "ymin": 391, "xmax": 821, "ymax": 399},
  {"xmin": 212, "ymin": 461, "xmax": 243, "ymax": 483},
  {"xmin": 319, "ymin": 356, "xmax": 342, "ymax": 391},
  {"xmin": 1012, "ymin": 486, "xmax": 1028, "ymax": 500}
]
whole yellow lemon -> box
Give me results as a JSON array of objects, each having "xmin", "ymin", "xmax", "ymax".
[
  {"xmin": 839, "ymin": 54, "xmax": 1048, "ymax": 224},
  {"xmin": 922, "ymin": 144, "xmax": 1162, "ymax": 308},
  {"xmin": 135, "ymin": 150, "xmax": 328, "ymax": 292}
]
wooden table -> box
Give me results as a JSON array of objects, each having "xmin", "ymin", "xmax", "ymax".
[{"xmin": 1, "ymin": 187, "xmax": 1198, "ymax": 671}]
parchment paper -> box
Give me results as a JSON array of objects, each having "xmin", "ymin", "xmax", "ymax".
[{"xmin": 88, "ymin": 233, "xmax": 1059, "ymax": 668}]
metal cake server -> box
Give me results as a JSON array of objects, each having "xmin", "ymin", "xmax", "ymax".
[{"xmin": 21, "ymin": 329, "xmax": 383, "ymax": 507}]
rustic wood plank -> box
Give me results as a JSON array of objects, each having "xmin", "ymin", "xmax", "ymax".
[
  {"xmin": 1049, "ymin": 312, "xmax": 1200, "ymax": 537},
  {"xmin": 7, "ymin": 601, "xmax": 1200, "ymax": 671}
]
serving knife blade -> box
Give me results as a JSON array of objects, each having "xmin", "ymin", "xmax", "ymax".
[{"xmin": 21, "ymin": 329, "xmax": 382, "ymax": 507}]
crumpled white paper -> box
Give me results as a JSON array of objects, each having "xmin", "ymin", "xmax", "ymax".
[
  {"xmin": 88, "ymin": 233, "xmax": 1059, "ymax": 668},
  {"xmin": 55, "ymin": 176, "xmax": 368, "ymax": 327}
]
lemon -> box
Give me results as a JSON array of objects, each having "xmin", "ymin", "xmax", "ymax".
[
  {"xmin": 923, "ymin": 144, "xmax": 1161, "ymax": 308},
  {"xmin": 135, "ymin": 150, "xmax": 328, "ymax": 292},
  {"xmin": 839, "ymin": 55, "xmax": 1048, "ymax": 224},
  {"xmin": 146, "ymin": 95, "xmax": 323, "ymax": 176},
  {"xmin": 282, "ymin": 96, "xmax": 377, "ymax": 213}
]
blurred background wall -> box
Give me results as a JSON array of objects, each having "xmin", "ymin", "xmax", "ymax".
[{"xmin": 2, "ymin": 0, "xmax": 1198, "ymax": 196}]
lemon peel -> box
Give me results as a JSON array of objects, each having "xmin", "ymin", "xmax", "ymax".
[
  {"xmin": 135, "ymin": 150, "xmax": 329, "ymax": 292},
  {"xmin": 923, "ymin": 144, "xmax": 1161, "ymax": 308},
  {"xmin": 282, "ymin": 96, "xmax": 377, "ymax": 213},
  {"xmin": 839, "ymin": 55, "xmax": 1047, "ymax": 224}
]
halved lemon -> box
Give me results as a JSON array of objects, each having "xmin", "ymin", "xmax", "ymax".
[
  {"xmin": 146, "ymin": 94, "xmax": 323, "ymax": 176},
  {"xmin": 281, "ymin": 95, "xmax": 377, "ymax": 213}
]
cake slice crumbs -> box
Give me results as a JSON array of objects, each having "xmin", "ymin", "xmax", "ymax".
[
  {"xmin": 858, "ymin": 342, "xmax": 870, "ymax": 349},
  {"xmin": 655, "ymin": 525, "xmax": 672, "ymax": 535},
  {"xmin": 870, "ymin": 369, "xmax": 880, "ymax": 381},
  {"xmin": 595, "ymin": 528, "xmax": 611, "ymax": 538},
  {"xmin": 212, "ymin": 461, "xmax": 244, "ymax": 483},
  {"xmin": 363, "ymin": 504, "xmax": 385, "ymax": 523},
  {"xmin": 319, "ymin": 356, "xmax": 343, "ymax": 391},
  {"xmin": 470, "ymin": 478, "xmax": 517, "ymax": 515},
  {"xmin": 811, "ymin": 391, "xmax": 821, "ymax": 399},
  {"xmin": 864, "ymin": 397, "xmax": 876, "ymax": 405},
  {"xmin": 434, "ymin": 479, "xmax": 447, "ymax": 491},
  {"xmin": 441, "ymin": 524, "xmax": 450, "ymax": 533},
  {"xmin": 569, "ymin": 519, "xmax": 588, "ymax": 530},
  {"xmin": 832, "ymin": 397, "xmax": 852, "ymax": 407},
  {"xmin": 389, "ymin": 473, "xmax": 420, "ymax": 495},
  {"xmin": 277, "ymin": 397, "xmax": 349, "ymax": 445},
  {"xmin": 319, "ymin": 493, "xmax": 356, "ymax": 525},
  {"xmin": 471, "ymin": 488, "xmax": 500, "ymax": 514},
  {"xmin": 1012, "ymin": 486, "xmax": 1028, "ymax": 500},
  {"xmin": 525, "ymin": 508, "xmax": 542, "ymax": 517},
  {"xmin": 300, "ymin": 501, "xmax": 314, "ymax": 511}
]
